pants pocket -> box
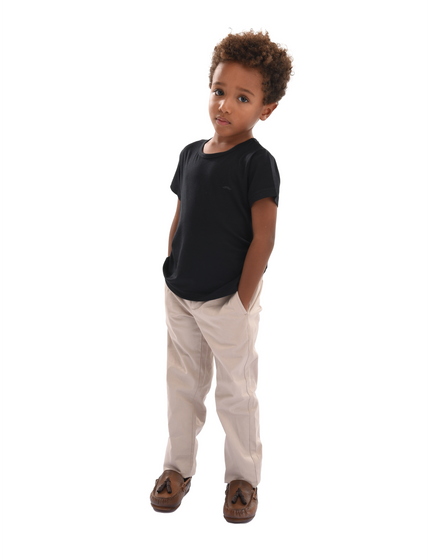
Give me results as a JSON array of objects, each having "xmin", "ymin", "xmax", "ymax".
[{"xmin": 234, "ymin": 291, "xmax": 248, "ymax": 314}]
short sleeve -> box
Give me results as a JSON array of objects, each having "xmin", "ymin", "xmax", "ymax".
[{"xmin": 247, "ymin": 149, "xmax": 280, "ymax": 207}]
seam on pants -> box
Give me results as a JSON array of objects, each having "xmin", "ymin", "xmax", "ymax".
[
  {"xmin": 243, "ymin": 313, "xmax": 258, "ymax": 485},
  {"xmin": 188, "ymin": 324, "xmax": 207, "ymax": 474}
]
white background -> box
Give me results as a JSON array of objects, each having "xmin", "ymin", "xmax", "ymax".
[{"xmin": 2, "ymin": 1, "xmax": 428, "ymax": 557}]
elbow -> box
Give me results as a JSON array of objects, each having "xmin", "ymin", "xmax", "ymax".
[
  {"xmin": 254, "ymin": 232, "xmax": 275, "ymax": 252},
  {"xmin": 268, "ymin": 231, "xmax": 276, "ymax": 248},
  {"xmin": 265, "ymin": 234, "xmax": 275, "ymax": 252}
]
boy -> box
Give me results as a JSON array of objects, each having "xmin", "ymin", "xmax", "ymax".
[{"xmin": 150, "ymin": 30, "xmax": 293, "ymax": 523}]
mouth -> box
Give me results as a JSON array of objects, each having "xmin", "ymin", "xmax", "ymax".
[{"xmin": 216, "ymin": 117, "xmax": 231, "ymax": 126}]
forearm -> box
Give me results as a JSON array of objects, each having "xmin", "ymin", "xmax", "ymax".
[
  {"xmin": 168, "ymin": 222, "xmax": 177, "ymax": 256},
  {"xmin": 238, "ymin": 236, "xmax": 275, "ymax": 310},
  {"xmin": 168, "ymin": 200, "xmax": 181, "ymax": 256}
]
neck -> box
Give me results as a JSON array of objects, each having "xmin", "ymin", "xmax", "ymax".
[{"xmin": 205, "ymin": 132, "xmax": 254, "ymax": 154}]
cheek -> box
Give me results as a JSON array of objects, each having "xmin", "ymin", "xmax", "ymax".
[{"xmin": 251, "ymin": 108, "xmax": 264, "ymax": 121}]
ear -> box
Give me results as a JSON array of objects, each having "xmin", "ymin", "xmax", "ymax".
[{"xmin": 260, "ymin": 102, "xmax": 278, "ymax": 121}]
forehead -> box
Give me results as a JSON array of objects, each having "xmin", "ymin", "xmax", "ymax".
[{"xmin": 212, "ymin": 61, "xmax": 263, "ymax": 94}]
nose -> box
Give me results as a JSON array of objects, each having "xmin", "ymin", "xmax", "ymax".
[{"xmin": 219, "ymin": 97, "xmax": 232, "ymax": 114}]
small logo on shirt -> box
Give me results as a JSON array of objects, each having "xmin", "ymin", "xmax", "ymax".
[{"xmin": 222, "ymin": 186, "xmax": 232, "ymax": 190}]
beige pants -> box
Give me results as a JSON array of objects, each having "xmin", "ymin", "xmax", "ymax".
[{"xmin": 163, "ymin": 280, "xmax": 263, "ymax": 487}]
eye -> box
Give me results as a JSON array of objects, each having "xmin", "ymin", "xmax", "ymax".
[
  {"xmin": 213, "ymin": 88, "xmax": 224, "ymax": 96},
  {"xmin": 238, "ymin": 95, "xmax": 249, "ymax": 103}
]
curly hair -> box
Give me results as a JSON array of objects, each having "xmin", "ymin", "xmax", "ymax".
[{"xmin": 209, "ymin": 30, "xmax": 294, "ymax": 105}]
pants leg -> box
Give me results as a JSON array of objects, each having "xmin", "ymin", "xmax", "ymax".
[
  {"xmin": 193, "ymin": 280, "xmax": 263, "ymax": 487},
  {"xmin": 163, "ymin": 285, "xmax": 214, "ymax": 478}
]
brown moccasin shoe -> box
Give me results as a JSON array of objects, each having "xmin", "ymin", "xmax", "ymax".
[
  {"xmin": 223, "ymin": 479, "xmax": 258, "ymax": 523},
  {"xmin": 150, "ymin": 470, "xmax": 191, "ymax": 513}
]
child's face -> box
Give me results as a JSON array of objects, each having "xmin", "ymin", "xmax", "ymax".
[{"xmin": 208, "ymin": 61, "xmax": 276, "ymax": 143}]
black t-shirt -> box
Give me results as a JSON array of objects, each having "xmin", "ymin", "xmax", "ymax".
[{"xmin": 163, "ymin": 137, "xmax": 280, "ymax": 301}]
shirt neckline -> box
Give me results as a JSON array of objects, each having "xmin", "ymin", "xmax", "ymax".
[{"xmin": 198, "ymin": 138, "xmax": 258, "ymax": 158}]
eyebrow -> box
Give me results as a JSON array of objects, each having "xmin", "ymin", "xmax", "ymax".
[{"xmin": 213, "ymin": 81, "xmax": 255, "ymax": 97}]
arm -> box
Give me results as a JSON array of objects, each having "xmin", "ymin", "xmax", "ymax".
[
  {"xmin": 168, "ymin": 199, "xmax": 181, "ymax": 256},
  {"xmin": 238, "ymin": 197, "xmax": 277, "ymax": 310}
]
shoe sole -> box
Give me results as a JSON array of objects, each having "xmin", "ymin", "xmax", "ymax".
[
  {"xmin": 224, "ymin": 515, "xmax": 255, "ymax": 524},
  {"xmin": 151, "ymin": 504, "xmax": 181, "ymax": 513}
]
